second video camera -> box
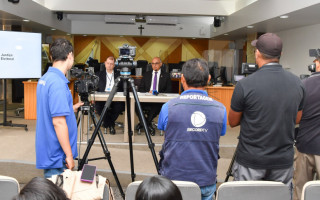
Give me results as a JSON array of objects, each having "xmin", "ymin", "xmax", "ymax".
[
  {"xmin": 70, "ymin": 66, "xmax": 99, "ymax": 95},
  {"xmin": 115, "ymin": 44, "xmax": 137, "ymax": 69},
  {"xmin": 308, "ymin": 49, "xmax": 320, "ymax": 73}
]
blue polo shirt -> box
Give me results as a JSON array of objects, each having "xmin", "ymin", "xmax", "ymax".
[
  {"xmin": 36, "ymin": 67, "xmax": 78, "ymax": 169},
  {"xmin": 158, "ymin": 89, "xmax": 227, "ymax": 134}
]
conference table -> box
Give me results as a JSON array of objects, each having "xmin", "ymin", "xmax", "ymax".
[{"xmin": 90, "ymin": 92, "xmax": 180, "ymax": 142}]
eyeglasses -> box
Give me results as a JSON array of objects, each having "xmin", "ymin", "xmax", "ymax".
[{"xmin": 151, "ymin": 62, "xmax": 161, "ymax": 65}]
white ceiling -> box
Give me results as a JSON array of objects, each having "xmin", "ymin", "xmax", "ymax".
[{"xmin": 1, "ymin": 0, "xmax": 320, "ymax": 40}]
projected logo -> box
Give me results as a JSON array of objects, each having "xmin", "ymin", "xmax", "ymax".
[{"xmin": 191, "ymin": 111, "xmax": 206, "ymax": 127}]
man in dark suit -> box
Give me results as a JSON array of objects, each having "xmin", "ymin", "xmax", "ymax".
[
  {"xmin": 138, "ymin": 57, "xmax": 172, "ymax": 135},
  {"xmin": 95, "ymin": 56, "xmax": 125, "ymax": 135}
]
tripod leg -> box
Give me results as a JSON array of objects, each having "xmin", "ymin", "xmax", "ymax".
[
  {"xmin": 123, "ymin": 80, "xmax": 136, "ymax": 182},
  {"xmin": 128, "ymin": 78, "xmax": 160, "ymax": 174},
  {"xmin": 90, "ymin": 110, "xmax": 125, "ymax": 199},
  {"xmin": 0, "ymin": 79, "xmax": 28, "ymax": 131},
  {"xmin": 224, "ymin": 143, "xmax": 238, "ymax": 182},
  {"xmin": 78, "ymin": 78, "xmax": 120, "ymax": 170},
  {"xmin": 77, "ymin": 111, "xmax": 83, "ymax": 167},
  {"xmin": 78, "ymin": 78, "xmax": 125, "ymax": 199}
]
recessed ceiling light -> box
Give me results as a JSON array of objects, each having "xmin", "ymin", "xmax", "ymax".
[
  {"xmin": 22, "ymin": 19, "xmax": 30, "ymax": 22},
  {"xmin": 247, "ymin": 25, "xmax": 254, "ymax": 29},
  {"xmin": 83, "ymin": 34, "xmax": 87, "ymax": 36},
  {"xmin": 192, "ymin": 37, "xmax": 196, "ymax": 39},
  {"xmin": 51, "ymin": 28, "xmax": 56, "ymax": 31},
  {"xmin": 280, "ymin": 15, "xmax": 289, "ymax": 19},
  {"xmin": 66, "ymin": 33, "xmax": 71, "ymax": 35},
  {"xmin": 224, "ymin": 33, "xmax": 229, "ymax": 36}
]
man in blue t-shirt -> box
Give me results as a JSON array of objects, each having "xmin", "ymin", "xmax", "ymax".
[
  {"xmin": 158, "ymin": 58, "xmax": 227, "ymax": 200},
  {"xmin": 36, "ymin": 38, "xmax": 83, "ymax": 178}
]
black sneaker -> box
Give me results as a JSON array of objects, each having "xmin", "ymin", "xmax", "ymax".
[
  {"xmin": 148, "ymin": 125, "xmax": 155, "ymax": 136},
  {"xmin": 109, "ymin": 126, "xmax": 116, "ymax": 135}
]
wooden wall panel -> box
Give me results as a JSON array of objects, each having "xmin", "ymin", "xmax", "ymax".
[
  {"xmin": 74, "ymin": 36, "xmax": 96, "ymax": 57},
  {"xmin": 167, "ymin": 44, "xmax": 182, "ymax": 63},
  {"xmin": 186, "ymin": 39, "xmax": 209, "ymax": 55},
  {"xmin": 74, "ymin": 36, "xmax": 212, "ymax": 64},
  {"xmin": 100, "ymin": 42, "xmax": 114, "ymax": 62}
]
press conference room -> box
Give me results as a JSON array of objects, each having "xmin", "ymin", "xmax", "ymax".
[{"xmin": 1, "ymin": 1, "xmax": 320, "ymax": 200}]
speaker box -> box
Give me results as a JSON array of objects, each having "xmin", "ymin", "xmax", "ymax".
[{"xmin": 11, "ymin": 25, "xmax": 21, "ymax": 31}]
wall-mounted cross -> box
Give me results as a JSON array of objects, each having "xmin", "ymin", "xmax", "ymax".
[{"xmin": 138, "ymin": 25, "xmax": 144, "ymax": 36}]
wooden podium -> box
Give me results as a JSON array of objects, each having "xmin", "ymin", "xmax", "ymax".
[
  {"xmin": 23, "ymin": 81, "xmax": 37, "ymax": 120},
  {"xmin": 205, "ymin": 86, "xmax": 235, "ymax": 125},
  {"xmin": 23, "ymin": 80, "xmax": 78, "ymax": 120}
]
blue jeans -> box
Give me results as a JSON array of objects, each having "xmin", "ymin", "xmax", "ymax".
[
  {"xmin": 44, "ymin": 165, "xmax": 67, "ymax": 178},
  {"xmin": 200, "ymin": 184, "xmax": 216, "ymax": 200}
]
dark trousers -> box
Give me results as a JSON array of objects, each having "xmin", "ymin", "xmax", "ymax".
[
  {"xmin": 96, "ymin": 101, "xmax": 125, "ymax": 128},
  {"xmin": 137, "ymin": 102, "xmax": 163, "ymax": 125}
]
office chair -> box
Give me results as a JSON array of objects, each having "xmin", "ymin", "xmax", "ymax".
[
  {"xmin": 301, "ymin": 180, "xmax": 320, "ymax": 200},
  {"xmin": 216, "ymin": 181, "xmax": 290, "ymax": 200},
  {"xmin": 125, "ymin": 180, "xmax": 201, "ymax": 200},
  {"xmin": 137, "ymin": 60, "xmax": 148, "ymax": 75},
  {"xmin": 0, "ymin": 175, "xmax": 20, "ymax": 200}
]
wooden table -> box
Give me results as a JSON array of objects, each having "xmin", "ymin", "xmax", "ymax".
[{"xmin": 91, "ymin": 92, "xmax": 180, "ymax": 142}]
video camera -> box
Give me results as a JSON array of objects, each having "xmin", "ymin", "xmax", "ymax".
[
  {"xmin": 70, "ymin": 66, "xmax": 99, "ymax": 98},
  {"xmin": 307, "ymin": 49, "xmax": 320, "ymax": 72},
  {"xmin": 241, "ymin": 63, "xmax": 258, "ymax": 75},
  {"xmin": 115, "ymin": 44, "xmax": 137, "ymax": 71}
]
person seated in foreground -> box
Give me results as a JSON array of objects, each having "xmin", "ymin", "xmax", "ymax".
[
  {"xmin": 135, "ymin": 175, "xmax": 182, "ymax": 200},
  {"xmin": 14, "ymin": 177, "xmax": 69, "ymax": 200}
]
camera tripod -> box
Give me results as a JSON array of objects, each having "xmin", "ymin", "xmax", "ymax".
[
  {"xmin": 75, "ymin": 93, "xmax": 125, "ymax": 198},
  {"xmin": 224, "ymin": 137, "xmax": 239, "ymax": 182},
  {"xmin": 78, "ymin": 69, "xmax": 160, "ymax": 199}
]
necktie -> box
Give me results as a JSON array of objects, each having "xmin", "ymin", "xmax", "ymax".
[{"xmin": 153, "ymin": 71, "xmax": 158, "ymax": 91}]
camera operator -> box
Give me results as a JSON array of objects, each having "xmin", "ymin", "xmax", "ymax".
[
  {"xmin": 157, "ymin": 58, "xmax": 227, "ymax": 200},
  {"xmin": 36, "ymin": 38, "xmax": 83, "ymax": 178},
  {"xmin": 95, "ymin": 56, "xmax": 125, "ymax": 135},
  {"xmin": 294, "ymin": 56, "xmax": 320, "ymax": 200},
  {"xmin": 228, "ymin": 33, "xmax": 305, "ymax": 195}
]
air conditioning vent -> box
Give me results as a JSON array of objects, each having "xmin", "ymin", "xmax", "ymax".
[
  {"xmin": 146, "ymin": 16, "xmax": 178, "ymax": 25},
  {"xmin": 104, "ymin": 15, "xmax": 136, "ymax": 24}
]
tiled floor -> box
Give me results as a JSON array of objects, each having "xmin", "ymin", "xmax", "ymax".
[{"xmin": 0, "ymin": 105, "xmax": 239, "ymax": 199}]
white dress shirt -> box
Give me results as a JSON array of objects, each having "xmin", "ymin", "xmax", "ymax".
[{"xmin": 149, "ymin": 69, "xmax": 161, "ymax": 91}]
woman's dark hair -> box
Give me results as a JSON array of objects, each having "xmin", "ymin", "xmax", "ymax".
[
  {"xmin": 135, "ymin": 175, "xmax": 182, "ymax": 200},
  {"xmin": 181, "ymin": 58, "xmax": 209, "ymax": 88},
  {"xmin": 50, "ymin": 38, "xmax": 73, "ymax": 62},
  {"xmin": 14, "ymin": 177, "xmax": 69, "ymax": 200}
]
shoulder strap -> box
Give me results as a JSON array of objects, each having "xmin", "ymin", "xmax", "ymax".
[{"xmin": 55, "ymin": 174, "xmax": 63, "ymax": 188}]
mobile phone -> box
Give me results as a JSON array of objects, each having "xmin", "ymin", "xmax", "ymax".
[{"xmin": 80, "ymin": 164, "xmax": 96, "ymax": 183}]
